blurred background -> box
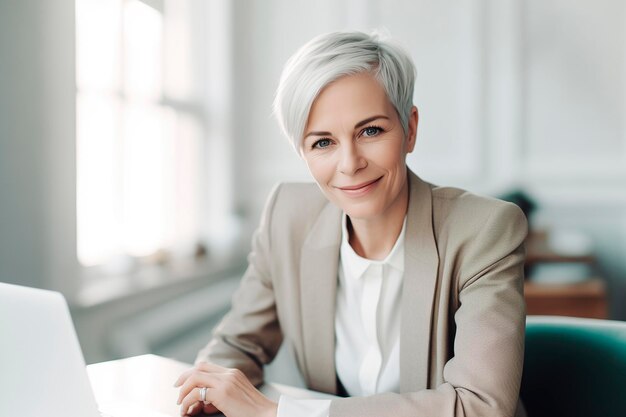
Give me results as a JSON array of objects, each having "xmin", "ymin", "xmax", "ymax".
[{"xmin": 1, "ymin": 0, "xmax": 625, "ymax": 386}]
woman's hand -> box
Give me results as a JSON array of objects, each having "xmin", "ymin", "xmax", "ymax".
[{"xmin": 174, "ymin": 362, "xmax": 278, "ymax": 417}]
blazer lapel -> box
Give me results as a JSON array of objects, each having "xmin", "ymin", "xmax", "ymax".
[
  {"xmin": 400, "ymin": 170, "xmax": 440, "ymax": 392},
  {"xmin": 299, "ymin": 201, "xmax": 342, "ymax": 394}
]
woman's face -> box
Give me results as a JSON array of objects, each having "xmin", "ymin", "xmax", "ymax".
[{"xmin": 301, "ymin": 72, "xmax": 418, "ymax": 222}]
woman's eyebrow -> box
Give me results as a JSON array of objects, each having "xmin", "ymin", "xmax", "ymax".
[
  {"xmin": 304, "ymin": 130, "xmax": 332, "ymax": 139},
  {"xmin": 304, "ymin": 115, "xmax": 390, "ymax": 139},
  {"xmin": 354, "ymin": 115, "xmax": 389, "ymax": 129}
]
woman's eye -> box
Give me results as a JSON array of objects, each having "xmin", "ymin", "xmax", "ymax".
[
  {"xmin": 363, "ymin": 126, "xmax": 382, "ymax": 137},
  {"xmin": 313, "ymin": 139, "xmax": 332, "ymax": 149}
]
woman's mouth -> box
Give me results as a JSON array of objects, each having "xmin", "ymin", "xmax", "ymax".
[{"xmin": 336, "ymin": 176, "xmax": 382, "ymax": 197}]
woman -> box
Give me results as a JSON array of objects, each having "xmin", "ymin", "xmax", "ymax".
[{"xmin": 174, "ymin": 31, "xmax": 527, "ymax": 417}]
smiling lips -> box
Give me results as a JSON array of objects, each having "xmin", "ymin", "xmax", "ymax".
[{"xmin": 337, "ymin": 176, "xmax": 382, "ymax": 196}]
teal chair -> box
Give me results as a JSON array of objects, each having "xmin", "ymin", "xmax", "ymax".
[{"xmin": 521, "ymin": 316, "xmax": 626, "ymax": 417}]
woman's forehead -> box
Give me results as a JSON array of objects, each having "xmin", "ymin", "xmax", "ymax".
[{"xmin": 306, "ymin": 73, "xmax": 396, "ymax": 130}]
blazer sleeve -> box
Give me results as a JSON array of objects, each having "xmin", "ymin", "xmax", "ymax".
[
  {"xmin": 329, "ymin": 202, "xmax": 528, "ymax": 417},
  {"xmin": 195, "ymin": 184, "xmax": 284, "ymax": 387}
]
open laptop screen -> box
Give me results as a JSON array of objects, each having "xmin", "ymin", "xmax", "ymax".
[{"xmin": 0, "ymin": 282, "xmax": 101, "ymax": 417}]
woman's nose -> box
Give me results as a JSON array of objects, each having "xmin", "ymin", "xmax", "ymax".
[{"xmin": 338, "ymin": 142, "xmax": 366, "ymax": 175}]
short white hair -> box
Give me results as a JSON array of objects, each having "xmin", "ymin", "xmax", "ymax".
[{"xmin": 273, "ymin": 31, "xmax": 416, "ymax": 152}]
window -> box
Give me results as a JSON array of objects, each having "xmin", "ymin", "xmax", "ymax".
[{"xmin": 76, "ymin": 0, "xmax": 207, "ymax": 272}]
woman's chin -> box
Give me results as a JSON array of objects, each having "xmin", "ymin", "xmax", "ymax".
[{"xmin": 338, "ymin": 204, "xmax": 382, "ymax": 222}]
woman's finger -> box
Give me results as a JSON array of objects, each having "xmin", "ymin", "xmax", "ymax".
[
  {"xmin": 202, "ymin": 402, "xmax": 220, "ymax": 415},
  {"xmin": 173, "ymin": 368, "xmax": 195, "ymax": 388},
  {"xmin": 177, "ymin": 371, "xmax": 222, "ymax": 406},
  {"xmin": 173, "ymin": 362, "xmax": 227, "ymax": 388},
  {"xmin": 177, "ymin": 373, "xmax": 204, "ymax": 405},
  {"xmin": 184, "ymin": 400, "xmax": 203, "ymax": 416},
  {"xmin": 179, "ymin": 386, "xmax": 218, "ymax": 416},
  {"xmin": 198, "ymin": 370, "xmax": 276, "ymax": 417}
]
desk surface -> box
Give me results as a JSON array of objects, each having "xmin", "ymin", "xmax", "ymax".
[{"xmin": 87, "ymin": 354, "xmax": 336, "ymax": 417}]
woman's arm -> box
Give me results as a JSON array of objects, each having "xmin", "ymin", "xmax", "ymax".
[
  {"xmin": 195, "ymin": 183, "xmax": 285, "ymax": 387},
  {"xmin": 330, "ymin": 202, "xmax": 527, "ymax": 417}
]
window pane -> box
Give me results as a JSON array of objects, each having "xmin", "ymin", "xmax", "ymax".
[
  {"xmin": 77, "ymin": 0, "xmax": 207, "ymax": 269},
  {"xmin": 123, "ymin": 0, "xmax": 163, "ymax": 99},
  {"xmin": 121, "ymin": 102, "xmax": 167, "ymax": 256},
  {"xmin": 76, "ymin": 0, "xmax": 122, "ymax": 92},
  {"xmin": 163, "ymin": 0, "xmax": 196, "ymax": 101},
  {"xmin": 163, "ymin": 112, "xmax": 203, "ymax": 256},
  {"xmin": 77, "ymin": 93, "xmax": 122, "ymax": 266}
]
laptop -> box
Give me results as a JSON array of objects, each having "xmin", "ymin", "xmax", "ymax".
[{"xmin": 0, "ymin": 282, "xmax": 171, "ymax": 417}]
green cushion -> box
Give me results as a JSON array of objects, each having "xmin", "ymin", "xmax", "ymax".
[{"xmin": 520, "ymin": 316, "xmax": 626, "ymax": 417}]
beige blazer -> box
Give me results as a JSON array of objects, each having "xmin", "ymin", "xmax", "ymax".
[{"xmin": 197, "ymin": 170, "xmax": 528, "ymax": 417}]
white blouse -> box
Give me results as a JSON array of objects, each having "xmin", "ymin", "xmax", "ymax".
[{"xmin": 277, "ymin": 215, "xmax": 406, "ymax": 417}]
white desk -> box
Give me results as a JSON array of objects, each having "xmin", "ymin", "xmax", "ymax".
[{"xmin": 87, "ymin": 354, "xmax": 336, "ymax": 417}]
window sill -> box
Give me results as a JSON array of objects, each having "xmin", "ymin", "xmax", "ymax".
[{"xmin": 71, "ymin": 248, "xmax": 248, "ymax": 310}]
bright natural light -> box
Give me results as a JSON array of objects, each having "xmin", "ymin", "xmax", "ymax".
[
  {"xmin": 123, "ymin": 0, "xmax": 162, "ymax": 100},
  {"xmin": 76, "ymin": 0, "xmax": 203, "ymax": 268}
]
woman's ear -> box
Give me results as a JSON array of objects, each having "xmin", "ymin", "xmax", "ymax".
[{"xmin": 405, "ymin": 106, "xmax": 418, "ymax": 153}]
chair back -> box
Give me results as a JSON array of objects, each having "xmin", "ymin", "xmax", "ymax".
[{"xmin": 521, "ymin": 316, "xmax": 626, "ymax": 417}]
